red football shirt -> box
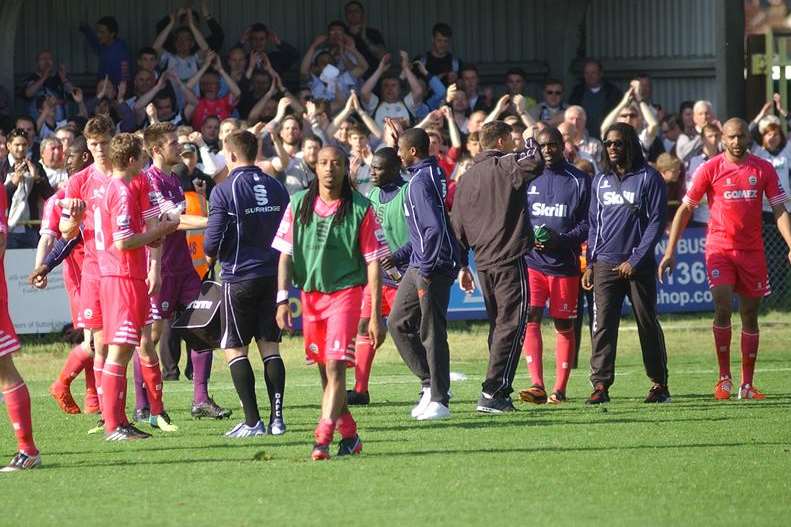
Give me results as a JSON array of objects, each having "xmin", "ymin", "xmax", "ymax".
[
  {"xmin": 191, "ymin": 94, "xmax": 236, "ymax": 130},
  {"xmin": 65, "ymin": 164, "xmax": 111, "ymax": 278},
  {"xmin": 684, "ymin": 153, "xmax": 788, "ymax": 252},
  {"xmin": 97, "ymin": 176, "xmax": 152, "ymax": 279}
]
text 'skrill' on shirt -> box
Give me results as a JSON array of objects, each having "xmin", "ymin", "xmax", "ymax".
[
  {"xmin": 588, "ymin": 164, "xmax": 667, "ymax": 268},
  {"xmin": 525, "ymin": 161, "xmax": 591, "ymax": 276}
]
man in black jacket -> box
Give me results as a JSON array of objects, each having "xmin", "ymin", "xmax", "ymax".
[
  {"xmin": 451, "ymin": 121, "xmax": 542, "ymax": 413},
  {"xmin": 568, "ymin": 59, "xmax": 622, "ymax": 141}
]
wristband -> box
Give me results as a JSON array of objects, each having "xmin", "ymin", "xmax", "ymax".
[{"xmin": 276, "ymin": 290, "xmax": 289, "ymax": 304}]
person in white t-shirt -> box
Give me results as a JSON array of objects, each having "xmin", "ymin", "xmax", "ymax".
[{"xmin": 360, "ymin": 51, "xmax": 424, "ymax": 129}]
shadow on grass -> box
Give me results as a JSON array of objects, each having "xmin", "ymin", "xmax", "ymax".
[
  {"xmin": 361, "ymin": 413, "xmax": 739, "ymax": 433},
  {"xmin": 45, "ymin": 438, "xmax": 400, "ymax": 457},
  {"xmin": 360, "ymin": 440, "xmax": 791, "ymax": 459},
  {"xmin": 41, "ymin": 440, "xmax": 791, "ymax": 469}
]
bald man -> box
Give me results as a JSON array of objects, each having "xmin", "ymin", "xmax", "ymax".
[{"xmin": 660, "ymin": 118, "xmax": 791, "ymax": 400}]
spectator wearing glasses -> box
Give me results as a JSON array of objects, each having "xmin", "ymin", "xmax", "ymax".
[{"xmin": 529, "ymin": 79, "xmax": 567, "ymax": 126}]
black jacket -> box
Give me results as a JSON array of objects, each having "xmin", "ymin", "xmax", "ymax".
[{"xmin": 451, "ymin": 146, "xmax": 542, "ymax": 270}]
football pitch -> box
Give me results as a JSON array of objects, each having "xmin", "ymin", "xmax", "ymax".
[{"xmin": 1, "ymin": 314, "xmax": 790, "ymax": 526}]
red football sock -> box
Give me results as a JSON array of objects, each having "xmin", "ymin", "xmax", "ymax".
[
  {"xmin": 712, "ymin": 325, "xmax": 732, "ymax": 379},
  {"xmin": 3, "ymin": 382, "xmax": 38, "ymax": 456},
  {"xmin": 553, "ymin": 328, "xmax": 575, "ymax": 394},
  {"xmin": 740, "ymin": 330, "xmax": 759, "ymax": 386},
  {"xmin": 93, "ymin": 355, "xmax": 105, "ymax": 400},
  {"xmin": 354, "ymin": 335, "xmax": 375, "ymax": 393},
  {"xmin": 57, "ymin": 345, "xmax": 90, "ymax": 386},
  {"xmin": 101, "ymin": 361, "xmax": 127, "ymax": 432},
  {"xmin": 336, "ymin": 411, "xmax": 357, "ymax": 439},
  {"xmin": 83, "ymin": 353, "xmax": 97, "ymax": 396},
  {"xmin": 314, "ymin": 418, "xmax": 335, "ymax": 446},
  {"xmin": 140, "ymin": 358, "xmax": 164, "ymax": 416},
  {"xmin": 523, "ymin": 322, "xmax": 544, "ymax": 387}
]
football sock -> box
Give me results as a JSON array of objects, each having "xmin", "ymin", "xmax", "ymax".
[
  {"xmin": 229, "ymin": 356, "xmax": 260, "ymax": 426},
  {"xmin": 554, "ymin": 328, "xmax": 575, "ymax": 393},
  {"xmin": 314, "ymin": 418, "xmax": 335, "ymax": 445},
  {"xmin": 740, "ymin": 330, "xmax": 759, "ymax": 386},
  {"xmin": 712, "ymin": 325, "xmax": 732, "ymax": 379},
  {"xmin": 353, "ymin": 335, "xmax": 374, "ymax": 393},
  {"xmin": 190, "ymin": 350, "xmax": 211, "ymax": 405},
  {"xmin": 93, "ymin": 355, "xmax": 105, "ymax": 410},
  {"xmin": 140, "ymin": 358, "xmax": 164, "ymax": 416},
  {"xmin": 57, "ymin": 345, "xmax": 90, "ymax": 387},
  {"xmin": 523, "ymin": 322, "xmax": 544, "ymax": 387},
  {"xmin": 83, "ymin": 352, "xmax": 97, "ymax": 397},
  {"xmin": 132, "ymin": 351, "xmax": 149, "ymax": 411},
  {"xmin": 101, "ymin": 361, "xmax": 127, "ymax": 432},
  {"xmin": 336, "ymin": 411, "xmax": 357, "ymax": 439},
  {"xmin": 263, "ymin": 355, "xmax": 285, "ymax": 423},
  {"xmin": 3, "ymin": 382, "xmax": 38, "ymax": 456}
]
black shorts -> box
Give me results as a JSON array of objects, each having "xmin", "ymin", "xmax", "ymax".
[{"xmin": 220, "ymin": 277, "xmax": 281, "ymax": 349}]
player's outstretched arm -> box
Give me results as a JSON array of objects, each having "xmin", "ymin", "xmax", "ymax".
[
  {"xmin": 772, "ymin": 203, "xmax": 791, "ymax": 265},
  {"xmin": 658, "ymin": 203, "xmax": 694, "ymax": 283},
  {"xmin": 275, "ymin": 253, "xmax": 293, "ymax": 331}
]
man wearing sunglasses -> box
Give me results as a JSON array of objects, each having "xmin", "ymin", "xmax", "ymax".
[
  {"xmin": 529, "ymin": 79, "xmax": 567, "ymax": 127},
  {"xmin": 582, "ymin": 123, "xmax": 669, "ymax": 405}
]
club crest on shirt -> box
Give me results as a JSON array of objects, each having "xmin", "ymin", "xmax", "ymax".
[
  {"xmin": 117, "ymin": 214, "xmax": 130, "ymax": 227},
  {"xmin": 748, "ymin": 175, "xmax": 757, "ymax": 186},
  {"xmin": 161, "ymin": 301, "xmax": 170, "ymax": 312},
  {"xmin": 711, "ymin": 268, "xmax": 720, "ymax": 278}
]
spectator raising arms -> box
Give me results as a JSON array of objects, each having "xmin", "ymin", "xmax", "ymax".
[{"xmin": 79, "ymin": 16, "xmax": 131, "ymax": 84}]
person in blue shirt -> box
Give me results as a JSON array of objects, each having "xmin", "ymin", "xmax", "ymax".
[
  {"xmin": 582, "ymin": 122, "xmax": 670, "ymax": 404},
  {"xmin": 387, "ymin": 127, "xmax": 460, "ymax": 421},
  {"xmin": 203, "ymin": 130, "xmax": 290, "ymax": 438},
  {"xmin": 521, "ymin": 127, "xmax": 590, "ymax": 405},
  {"xmin": 79, "ymin": 17, "xmax": 132, "ymax": 85}
]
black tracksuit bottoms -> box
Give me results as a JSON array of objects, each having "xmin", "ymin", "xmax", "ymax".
[
  {"xmin": 477, "ymin": 259, "xmax": 529, "ymax": 398},
  {"xmin": 389, "ymin": 268, "xmax": 454, "ymax": 406},
  {"xmin": 590, "ymin": 261, "xmax": 668, "ymax": 388}
]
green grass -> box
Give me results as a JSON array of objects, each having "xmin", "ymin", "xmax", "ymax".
[{"xmin": 2, "ymin": 315, "xmax": 791, "ymax": 526}]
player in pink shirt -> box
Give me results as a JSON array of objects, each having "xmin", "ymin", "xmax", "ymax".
[
  {"xmin": 0, "ymin": 183, "xmax": 41, "ymax": 471},
  {"xmin": 97, "ymin": 133, "xmax": 179, "ymax": 440},
  {"xmin": 58, "ymin": 116, "xmax": 116, "ymax": 431},
  {"xmin": 33, "ymin": 137, "xmax": 95, "ymax": 415},
  {"xmin": 132, "ymin": 122, "xmax": 229, "ymax": 424},
  {"xmin": 273, "ymin": 146, "xmax": 388, "ymax": 460},
  {"xmin": 659, "ymin": 118, "xmax": 791, "ymax": 400}
]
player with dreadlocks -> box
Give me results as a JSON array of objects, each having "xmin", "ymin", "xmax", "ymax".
[{"xmin": 273, "ymin": 145, "xmax": 388, "ymax": 461}]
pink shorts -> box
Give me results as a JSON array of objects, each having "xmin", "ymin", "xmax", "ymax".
[
  {"xmin": 150, "ymin": 270, "xmax": 201, "ymax": 320},
  {"xmin": 528, "ymin": 268, "xmax": 579, "ymax": 319},
  {"xmin": 302, "ymin": 287, "xmax": 363, "ymax": 366},
  {"xmin": 80, "ymin": 275, "xmax": 103, "ymax": 329},
  {"xmin": 706, "ymin": 250, "xmax": 770, "ymax": 298},
  {"xmin": 100, "ymin": 277, "xmax": 150, "ymax": 347},
  {"xmin": 360, "ymin": 283, "xmax": 398, "ymax": 318},
  {"xmin": 0, "ymin": 302, "xmax": 21, "ymax": 358}
]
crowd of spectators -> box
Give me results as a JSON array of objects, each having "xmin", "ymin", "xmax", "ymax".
[{"xmin": 1, "ymin": 2, "xmax": 790, "ymax": 249}]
